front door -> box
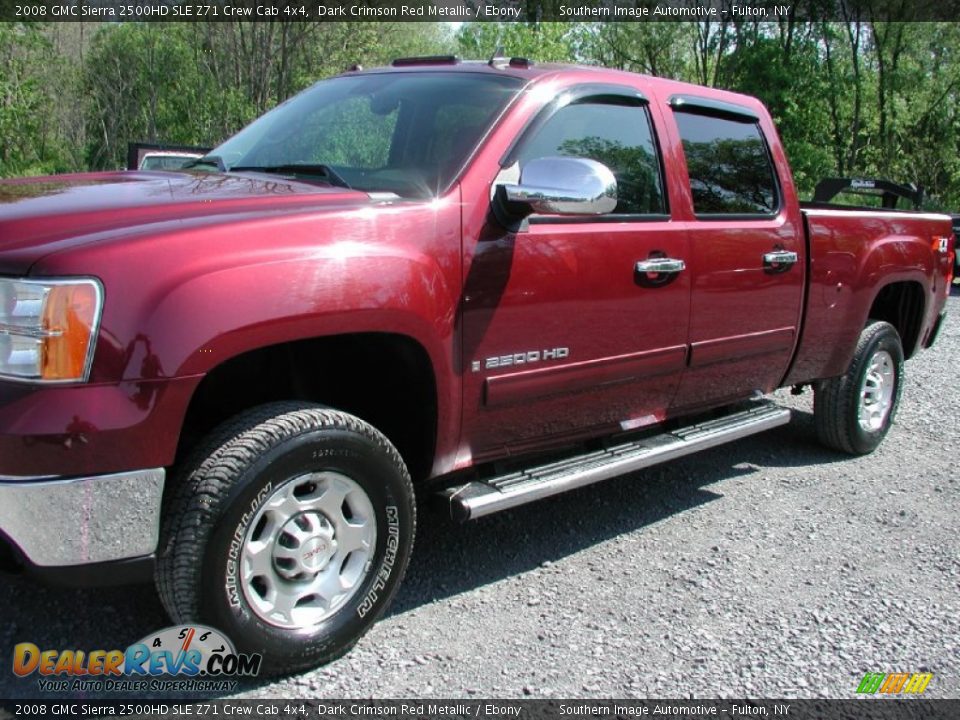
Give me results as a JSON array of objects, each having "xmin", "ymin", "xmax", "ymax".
[{"xmin": 460, "ymin": 91, "xmax": 691, "ymax": 462}]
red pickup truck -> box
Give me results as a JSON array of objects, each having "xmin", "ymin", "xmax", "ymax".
[{"xmin": 0, "ymin": 58, "xmax": 952, "ymax": 673}]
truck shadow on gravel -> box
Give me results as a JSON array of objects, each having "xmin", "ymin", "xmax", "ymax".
[{"xmin": 0, "ymin": 409, "xmax": 843, "ymax": 697}]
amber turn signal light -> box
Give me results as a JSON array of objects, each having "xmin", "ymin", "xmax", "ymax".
[{"xmin": 39, "ymin": 282, "xmax": 101, "ymax": 381}]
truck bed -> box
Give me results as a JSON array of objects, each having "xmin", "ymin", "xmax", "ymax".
[{"xmin": 784, "ymin": 206, "xmax": 951, "ymax": 387}]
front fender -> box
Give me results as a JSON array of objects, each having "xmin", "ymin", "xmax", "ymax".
[
  {"xmin": 31, "ymin": 197, "xmax": 463, "ymax": 385},
  {"xmin": 20, "ymin": 195, "xmax": 464, "ymax": 476},
  {"xmin": 138, "ymin": 249, "xmax": 456, "ymax": 380}
]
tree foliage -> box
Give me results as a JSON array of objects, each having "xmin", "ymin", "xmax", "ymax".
[
  {"xmin": 0, "ymin": 23, "xmax": 80, "ymax": 176},
  {"xmin": 3, "ymin": 19, "xmax": 960, "ymax": 209},
  {"xmin": 455, "ymin": 19, "xmax": 960, "ymax": 209}
]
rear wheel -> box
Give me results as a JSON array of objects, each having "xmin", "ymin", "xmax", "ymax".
[
  {"xmin": 156, "ymin": 402, "xmax": 415, "ymax": 675},
  {"xmin": 814, "ymin": 321, "xmax": 904, "ymax": 455}
]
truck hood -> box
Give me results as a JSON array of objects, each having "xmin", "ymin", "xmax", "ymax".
[{"xmin": 0, "ymin": 170, "xmax": 373, "ymax": 275}]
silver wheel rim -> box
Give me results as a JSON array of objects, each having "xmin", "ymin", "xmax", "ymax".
[
  {"xmin": 241, "ymin": 471, "xmax": 377, "ymax": 630},
  {"xmin": 858, "ymin": 349, "xmax": 895, "ymax": 433}
]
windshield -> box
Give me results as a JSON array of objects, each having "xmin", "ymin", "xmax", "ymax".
[{"xmin": 209, "ymin": 71, "xmax": 524, "ymax": 199}]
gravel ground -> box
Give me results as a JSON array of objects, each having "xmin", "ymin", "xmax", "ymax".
[{"xmin": 2, "ymin": 291, "xmax": 958, "ymax": 701}]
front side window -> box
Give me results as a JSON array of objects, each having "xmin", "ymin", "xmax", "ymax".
[
  {"xmin": 208, "ymin": 72, "xmax": 524, "ymax": 199},
  {"xmin": 674, "ymin": 111, "xmax": 778, "ymax": 216},
  {"xmin": 515, "ymin": 101, "xmax": 666, "ymax": 216}
]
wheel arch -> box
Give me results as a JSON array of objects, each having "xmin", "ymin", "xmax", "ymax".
[
  {"xmin": 866, "ymin": 280, "xmax": 926, "ymax": 359},
  {"xmin": 173, "ymin": 332, "xmax": 440, "ymax": 483}
]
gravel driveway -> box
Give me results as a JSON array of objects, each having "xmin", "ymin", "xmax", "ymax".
[{"xmin": 3, "ymin": 292, "xmax": 957, "ymax": 700}]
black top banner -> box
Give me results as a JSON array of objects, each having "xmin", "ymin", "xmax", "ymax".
[{"xmin": 1, "ymin": 0, "xmax": 960, "ymax": 23}]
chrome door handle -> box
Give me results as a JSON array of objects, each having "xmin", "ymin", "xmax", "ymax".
[
  {"xmin": 635, "ymin": 258, "xmax": 686, "ymax": 274},
  {"xmin": 763, "ymin": 250, "xmax": 798, "ymax": 267}
]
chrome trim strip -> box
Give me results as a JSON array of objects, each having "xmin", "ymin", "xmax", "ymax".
[
  {"xmin": 443, "ymin": 403, "xmax": 791, "ymax": 521},
  {"xmin": 0, "ymin": 323, "xmax": 63, "ymax": 339},
  {"xmin": 0, "ymin": 468, "xmax": 164, "ymax": 566}
]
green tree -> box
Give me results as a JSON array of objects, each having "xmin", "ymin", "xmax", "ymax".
[
  {"xmin": 0, "ymin": 22, "xmax": 76, "ymax": 177},
  {"xmin": 587, "ymin": 22, "xmax": 698, "ymax": 78},
  {"xmin": 457, "ymin": 22, "xmax": 577, "ymax": 62},
  {"xmin": 719, "ymin": 29, "xmax": 834, "ymax": 197},
  {"xmin": 82, "ymin": 22, "xmax": 455, "ymax": 171},
  {"xmin": 7, "ymin": 19, "xmax": 960, "ymax": 210}
]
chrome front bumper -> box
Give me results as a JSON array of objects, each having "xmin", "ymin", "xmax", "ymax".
[{"xmin": 0, "ymin": 468, "xmax": 165, "ymax": 567}]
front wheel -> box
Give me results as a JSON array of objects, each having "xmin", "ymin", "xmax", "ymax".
[
  {"xmin": 155, "ymin": 402, "xmax": 416, "ymax": 675},
  {"xmin": 814, "ymin": 320, "xmax": 904, "ymax": 455}
]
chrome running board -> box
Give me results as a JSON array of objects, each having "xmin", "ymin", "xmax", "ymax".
[{"xmin": 441, "ymin": 402, "xmax": 791, "ymax": 521}]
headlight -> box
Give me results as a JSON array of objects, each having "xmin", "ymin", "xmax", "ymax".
[{"xmin": 0, "ymin": 278, "xmax": 103, "ymax": 383}]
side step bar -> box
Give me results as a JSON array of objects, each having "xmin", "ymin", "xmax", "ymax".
[{"xmin": 440, "ymin": 402, "xmax": 791, "ymax": 521}]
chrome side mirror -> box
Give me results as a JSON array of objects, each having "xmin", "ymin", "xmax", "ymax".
[{"xmin": 499, "ymin": 157, "xmax": 618, "ymax": 217}]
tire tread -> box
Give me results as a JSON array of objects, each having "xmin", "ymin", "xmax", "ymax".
[
  {"xmin": 155, "ymin": 402, "xmax": 415, "ymax": 674},
  {"xmin": 814, "ymin": 320, "xmax": 902, "ymax": 456}
]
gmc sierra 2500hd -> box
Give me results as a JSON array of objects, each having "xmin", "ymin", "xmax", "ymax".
[{"xmin": 0, "ymin": 58, "xmax": 953, "ymax": 673}]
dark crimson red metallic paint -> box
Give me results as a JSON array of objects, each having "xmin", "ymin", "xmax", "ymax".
[
  {"xmin": 0, "ymin": 64, "xmax": 951, "ymax": 479},
  {"xmin": 784, "ymin": 209, "xmax": 949, "ymax": 385}
]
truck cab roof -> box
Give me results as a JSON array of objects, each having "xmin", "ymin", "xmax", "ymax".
[{"xmin": 345, "ymin": 56, "xmax": 767, "ymax": 113}]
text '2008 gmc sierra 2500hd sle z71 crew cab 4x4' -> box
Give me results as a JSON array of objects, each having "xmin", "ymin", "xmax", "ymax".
[{"xmin": 0, "ymin": 57, "xmax": 953, "ymax": 674}]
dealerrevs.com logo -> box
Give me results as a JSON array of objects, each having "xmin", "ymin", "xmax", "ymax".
[{"xmin": 13, "ymin": 625, "xmax": 262, "ymax": 693}]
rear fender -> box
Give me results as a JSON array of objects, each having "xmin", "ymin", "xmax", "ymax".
[{"xmin": 785, "ymin": 229, "xmax": 934, "ymax": 385}]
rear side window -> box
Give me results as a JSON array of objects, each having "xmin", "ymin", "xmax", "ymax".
[
  {"xmin": 515, "ymin": 101, "xmax": 666, "ymax": 216},
  {"xmin": 674, "ymin": 111, "xmax": 778, "ymax": 216}
]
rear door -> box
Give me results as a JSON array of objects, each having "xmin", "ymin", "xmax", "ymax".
[
  {"xmin": 666, "ymin": 97, "xmax": 805, "ymax": 411},
  {"xmin": 460, "ymin": 87, "xmax": 691, "ymax": 460}
]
